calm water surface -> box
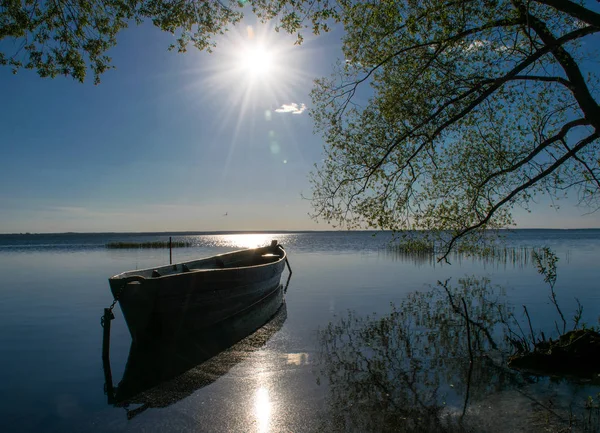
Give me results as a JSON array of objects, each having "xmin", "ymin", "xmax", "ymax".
[{"xmin": 1, "ymin": 230, "xmax": 599, "ymax": 432}]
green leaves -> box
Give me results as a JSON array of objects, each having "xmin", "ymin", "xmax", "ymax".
[
  {"xmin": 1, "ymin": 0, "xmax": 133, "ymax": 83},
  {"xmin": 308, "ymin": 0, "xmax": 600, "ymax": 256},
  {"xmin": 0, "ymin": 0, "xmax": 341, "ymax": 83}
]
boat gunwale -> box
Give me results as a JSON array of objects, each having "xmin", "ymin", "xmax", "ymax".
[{"xmin": 108, "ymin": 244, "xmax": 287, "ymax": 281}]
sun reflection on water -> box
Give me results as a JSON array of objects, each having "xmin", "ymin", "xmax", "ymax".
[
  {"xmin": 227, "ymin": 234, "xmax": 277, "ymax": 249},
  {"xmin": 228, "ymin": 234, "xmax": 274, "ymax": 249},
  {"xmin": 203, "ymin": 233, "xmax": 289, "ymax": 249},
  {"xmin": 255, "ymin": 387, "xmax": 271, "ymax": 432}
]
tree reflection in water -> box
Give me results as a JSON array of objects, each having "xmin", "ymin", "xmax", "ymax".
[{"xmin": 315, "ymin": 277, "xmax": 600, "ymax": 432}]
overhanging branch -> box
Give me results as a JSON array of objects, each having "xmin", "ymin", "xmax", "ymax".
[
  {"xmin": 533, "ymin": 0, "xmax": 600, "ymax": 28},
  {"xmin": 365, "ymin": 25, "xmax": 597, "ymax": 190},
  {"xmin": 475, "ymin": 118, "xmax": 590, "ymax": 190},
  {"xmin": 441, "ymin": 131, "xmax": 600, "ymax": 261},
  {"xmin": 518, "ymin": 3, "xmax": 600, "ymax": 130}
]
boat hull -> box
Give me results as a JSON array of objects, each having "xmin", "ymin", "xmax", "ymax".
[{"xmin": 108, "ymin": 243, "xmax": 287, "ymax": 344}]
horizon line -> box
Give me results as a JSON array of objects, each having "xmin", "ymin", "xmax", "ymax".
[{"xmin": 2, "ymin": 227, "xmax": 600, "ymax": 236}]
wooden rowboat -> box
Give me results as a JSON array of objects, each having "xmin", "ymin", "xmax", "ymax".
[{"xmin": 108, "ymin": 240, "xmax": 290, "ymax": 345}]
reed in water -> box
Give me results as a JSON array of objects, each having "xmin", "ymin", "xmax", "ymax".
[
  {"xmin": 106, "ymin": 241, "xmax": 193, "ymax": 249},
  {"xmin": 387, "ymin": 239, "xmax": 550, "ymax": 268}
]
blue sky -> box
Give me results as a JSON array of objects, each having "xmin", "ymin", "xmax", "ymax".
[
  {"xmin": 0, "ymin": 20, "xmax": 343, "ymax": 233},
  {"xmin": 0, "ymin": 13, "xmax": 599, "ymax": 233}
]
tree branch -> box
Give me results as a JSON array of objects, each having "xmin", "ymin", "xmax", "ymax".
[
  {"xmin": 533, "ymin": 0, "xmax": 600, "ymax": 28},
  {"xmin": 365, "ymin": 25, "xmax": 597, "ymax": 190},
  {"xmin": 441, "ymin": 131, "xmax": 600, "ymax": 261},
  {"xmin": 510, "ymin": 74, "xmax": 574, "ymax": 90},
  {"xmin": 517, "ymin": 2, "xmax": 600, "ymax": 131},
  {"xmin": 475, "ymin": 118, "xmax": 590, "ymax": 190}
]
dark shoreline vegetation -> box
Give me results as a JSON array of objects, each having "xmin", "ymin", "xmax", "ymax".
[{"xmin": 106, "ymin": 241, "xmax": 193, "ymax": 249}]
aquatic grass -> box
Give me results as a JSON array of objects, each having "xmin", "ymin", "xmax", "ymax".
[
  {"xmin": 389, "ymin": 237, "xmax": 437, "ymax": 254},
  {"xmin": 106, "ymin": 241, "xmax": 193, "ymax": 249},
  {"xmin": 387, "ymin": 240, "xmax": 548, "ymax": 268}
]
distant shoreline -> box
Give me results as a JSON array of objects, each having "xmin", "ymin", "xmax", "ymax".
[{"xmin": 2, "ymin": 228, "xmax": 600, "ymax": 236}]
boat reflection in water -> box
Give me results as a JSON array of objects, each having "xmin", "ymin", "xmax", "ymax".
[{"xmin": 104, "ymin": 284, "xmax": 287, "ymax": 419}]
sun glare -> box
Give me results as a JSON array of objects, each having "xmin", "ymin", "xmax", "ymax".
[
  {"xmin": 199, "ymin": 23, "xmax": 307, "ymax": 96},
  {"xmin": 240, "ymin": 45, "xmax": 273, "ymax": 77},
  {"xmin": 254, "ymin": 387, "xmax": 271, "ymax": 433}
]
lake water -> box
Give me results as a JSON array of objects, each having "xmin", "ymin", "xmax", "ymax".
[{"xmin": 1, "ymin": 230, "xmax": 600, "ymax": 432}]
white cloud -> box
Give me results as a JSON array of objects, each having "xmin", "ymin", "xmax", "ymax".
[
  {"xmin": 464, "ymin": 39, "xmax": 487, "ymax": 52},
  {"xmin": 460, "ymin": 38, "xmax": 528, "ymax": 53},
  {"xmin": 275, "ymin": 103, "xmax": 307, "ymax": 115}
]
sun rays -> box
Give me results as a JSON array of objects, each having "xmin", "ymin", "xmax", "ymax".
[
  {"xmin": 195, "ymin": 24, "xmax": 308, "ymax": 116},
  {"xmin": 171, "ymin": 22, "xmax": 313, "ymax": 182},
  {"xmin": 192, "ymin": 24, "xmax": 309, "ymax": 173}
]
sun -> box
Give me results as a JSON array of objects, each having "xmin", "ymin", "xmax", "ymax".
[
  {"xmin": 193, "ymin": 22, "xmax": 311, "ymax": 127},
  {"xmin": 201, "ymin": 24, "xmax": 303, "ymax": 92},
  {"xmin": 239, "ymin": 45, "xmax": 273, "ymax": 77}
]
